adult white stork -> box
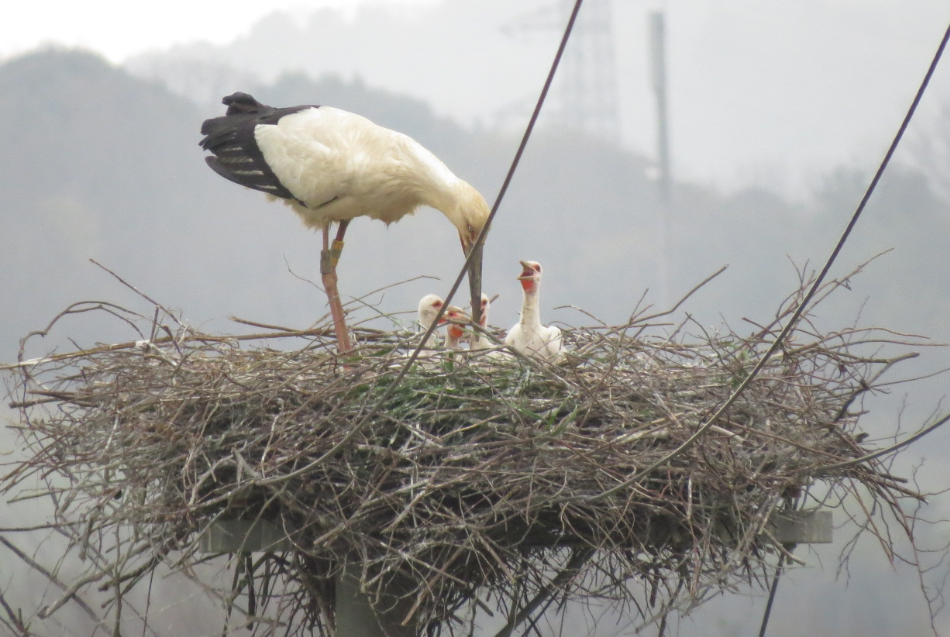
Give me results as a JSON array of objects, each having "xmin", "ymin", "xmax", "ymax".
[
  {"xmin": 199, "ymin": 92, "xmax": 490, "ymax": 352},
  {"xmin": 505, "ymin": 260, "xmax": 563, "ymax": 360}
]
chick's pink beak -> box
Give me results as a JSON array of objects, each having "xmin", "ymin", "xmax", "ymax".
[{"xmin": 517, "ymin": 260, "xmax": 534, "ymax": 280}]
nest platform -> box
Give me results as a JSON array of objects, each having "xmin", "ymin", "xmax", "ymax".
[{"xmin": 1, "ymin": 280, "xmax": 930, "ymax": 635}]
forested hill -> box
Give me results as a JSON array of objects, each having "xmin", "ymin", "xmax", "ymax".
[
  {"xmin": 3, "ymin": 45, "xmax": 950, "ymax": 637},
  {"xmin": 0, "ymin": 49, "xmax": 218, "ymax": 356}
]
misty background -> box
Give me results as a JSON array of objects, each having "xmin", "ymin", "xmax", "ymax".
[{"xmin": 3, "ymin": 1, "xmax": 950, "ymax": 635}]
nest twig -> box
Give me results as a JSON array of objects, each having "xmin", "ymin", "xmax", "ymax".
[{"xmin": 1, "ymin": 263, "xmax": 944, "ymax": 636}]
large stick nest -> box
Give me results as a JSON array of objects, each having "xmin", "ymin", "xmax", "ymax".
[{"xmin": 1, "ymin": 268, "xmax": 933, "ymax": 635}]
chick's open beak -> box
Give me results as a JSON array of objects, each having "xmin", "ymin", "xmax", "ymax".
[{"xmin": 517, "ymin": 260, "xmax": 534, "ymax": 280}]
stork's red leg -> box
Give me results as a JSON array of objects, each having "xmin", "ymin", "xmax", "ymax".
[
  {"xmin": 332, "ymin": 220, "xmax": 350, "ymax": 261},
  {"xmin": 321, "ymin": 223, "xmax": 352, "ymax": 353}
]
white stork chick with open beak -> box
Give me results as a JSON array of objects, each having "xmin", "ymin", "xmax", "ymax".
[
  {"xmin": 505, "ymin": 261, "xmax": 562, "ymax": 360},
  {"xmin": 417, "ymin": 294, "xmax": 446, "ymax": 348},
  {"xmin": 444, "ymin": 306, "xmax": 469, "ymax": 350},
  {"xmin": 200, "ymin": 93, "xmax": 490, "ymax": 353}
]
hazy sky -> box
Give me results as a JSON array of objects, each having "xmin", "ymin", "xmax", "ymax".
[
  {"xmin": 9, "ymin": 0, "xmax": 950, "ymax": 196},
  {"xmin": 2, "ymin": 0, "xmax": 436, "ymax": 61},
  {"xmin": 4, "ymin": 4, "xmax": 950, "ymax": 634}
]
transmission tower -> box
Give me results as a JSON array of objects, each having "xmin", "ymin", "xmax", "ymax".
[
  {"xmin": 501, "ymin": 0, "xmax": 621, "ymax": 142},
  {"xmin": 556, "ymin": 0, "xmax": 621, "ymax": 140}
]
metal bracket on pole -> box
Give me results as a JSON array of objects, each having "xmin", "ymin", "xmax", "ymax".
[
  {"xmin": 336, "ymin": 566, "xmax": 417, "ymax": 637},
  {"xmin": 199, "ymin": 509, "xmax": 833, "ymax": 555},
  {"xmin": 199, "ymin": 519, "xmax": 294, "ymax": 553},
  {"xmin": 769, "ymin": 510, "xmax": 833, "ymax": 544}
]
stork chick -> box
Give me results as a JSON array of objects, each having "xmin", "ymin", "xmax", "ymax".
[
  {"xmin": 505, "ymin": 261, "xmax": 562, "ymax": 360},
  {"xmin": 444, "ymin": 306, "xmax": 469, "ymax": 350},
  {"xmin": 417, "ymin": 294, "xmax": 446, "ymax": 348},
  {"xmin": 471, "ymin": 293, "xmax": 514, "ymax": 364},
  {"xmin": 471, "ymin": 294, "xmax": 493, "ymax": 350},
  {"xmin": 200, "ymin": 93, "xmax": 490, "ymax": 353}
]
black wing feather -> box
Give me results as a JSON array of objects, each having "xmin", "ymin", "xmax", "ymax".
[{"xmin": 199, "ymin": 93, "xmax": 318, "ymax": 202}]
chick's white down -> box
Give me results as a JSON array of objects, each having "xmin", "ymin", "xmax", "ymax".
[
  {"xmin": 505, "ymin": 260, "xmax": 562, "ymax": 360},
  {"xmin": 417, "ymin": 294, "xmax": 446, "ymax": 348}
]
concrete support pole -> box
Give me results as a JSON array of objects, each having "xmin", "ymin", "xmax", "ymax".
[
  {"xmin": 336, "ymin": 566, "xmax": 417, "ymax": 637},
  {"xmin": 649, "ymin": 10, "xmax": 671, "ymax": 307}
]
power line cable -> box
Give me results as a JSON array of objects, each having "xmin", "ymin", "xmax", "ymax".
[
  {"xmin": 757, "ymin": 553, "xmax": 786, "ymax": 637},
  {"xmin": 576, "ymin": 16, "xmax": 950, "ymax": 507},
  {"xmin": 755, "ymin": 17, "xmax": 950, "ymax": 637}
]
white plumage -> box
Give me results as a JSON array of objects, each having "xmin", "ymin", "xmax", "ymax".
[
  {"xmin": 253, "ymin": 107, "xmax": 484, "ymax": 231},
  {"xmin": 200, "ymin": 92, "xmax": 489, "ymax": 352},
  {"xmin": 505, "ymin": 261, "xmax": 563, "ymax": 360}
]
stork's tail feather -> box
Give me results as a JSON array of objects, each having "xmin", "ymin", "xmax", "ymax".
[
  {"xmin": 199, "ymin": 93, "xmax": 318, "ymax": 203},
  {"xmin": 199, "ymin": 93, "xmax": 274, "ymax": 138},
  {"xmin": 199, "ymin": 94, "xmax": 298, "ymax": 201}
]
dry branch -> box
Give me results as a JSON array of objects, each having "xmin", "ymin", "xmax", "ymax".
[{"xmin": 1, "ymin": 268, "xmax": 943, "ymax": 636}]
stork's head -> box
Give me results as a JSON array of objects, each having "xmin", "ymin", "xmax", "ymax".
[
  {"xmin": 417, "ymin": 294, "xmax": 446, "ymax": 329},
  {"xmin": 444, "ymin": 306, "xmax": 470, "ymax": 325},
  {"xmin": 517, "ymin": 260, "xmax": 543, "ymax": 294},
  {"xmin": 444, "ymin": 306, "xmax": 469, "ymax": 346},
  {"xmin": 449, "ymin": 183, "xmax": 490, "ymax": 326},
  {"xmin": 478, "ymin": 293, "xmax": 490, "ymax": 327},
  {"xmin": 451, "ymin": 184, "xmax": 490, "ymax": 253}
]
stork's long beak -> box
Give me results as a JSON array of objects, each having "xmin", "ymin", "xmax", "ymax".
[{"xmin": 466, "ymin": 240, "xmax": 484, "ymax": 326}]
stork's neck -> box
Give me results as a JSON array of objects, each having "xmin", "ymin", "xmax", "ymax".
[
  {"xmin": 404, "ymin": 141, "xmax": 463, "ymax": 209},
  {"xmin": 446, "ymin": 326, "xmax": 464, "ymax": 348},
  {"xmin": 426, "ymin": 180, "xmax": 482, "ymax": 230},
  {"xmin": 519, "ymin": 283, "xmax": 542, "ymax": 329},
  {"xmin": 404, "ymin": 142, "xmax": 490, "ymax": 233}
]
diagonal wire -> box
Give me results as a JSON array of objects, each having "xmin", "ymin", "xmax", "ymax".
[
  {"xmin": 757, "ymin": 553, "xmax": 786, "ymax": 637},
  {"xmin": 575, "ymin": 17, "xmax": 950, "ymax": 506},
  {"xmin": 426, "ymin": 0, "xmax": 584, "ymax": 329},
  {"xmin": 303, "ymin": 0, "xmax": 586, "ymax": 468}
]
